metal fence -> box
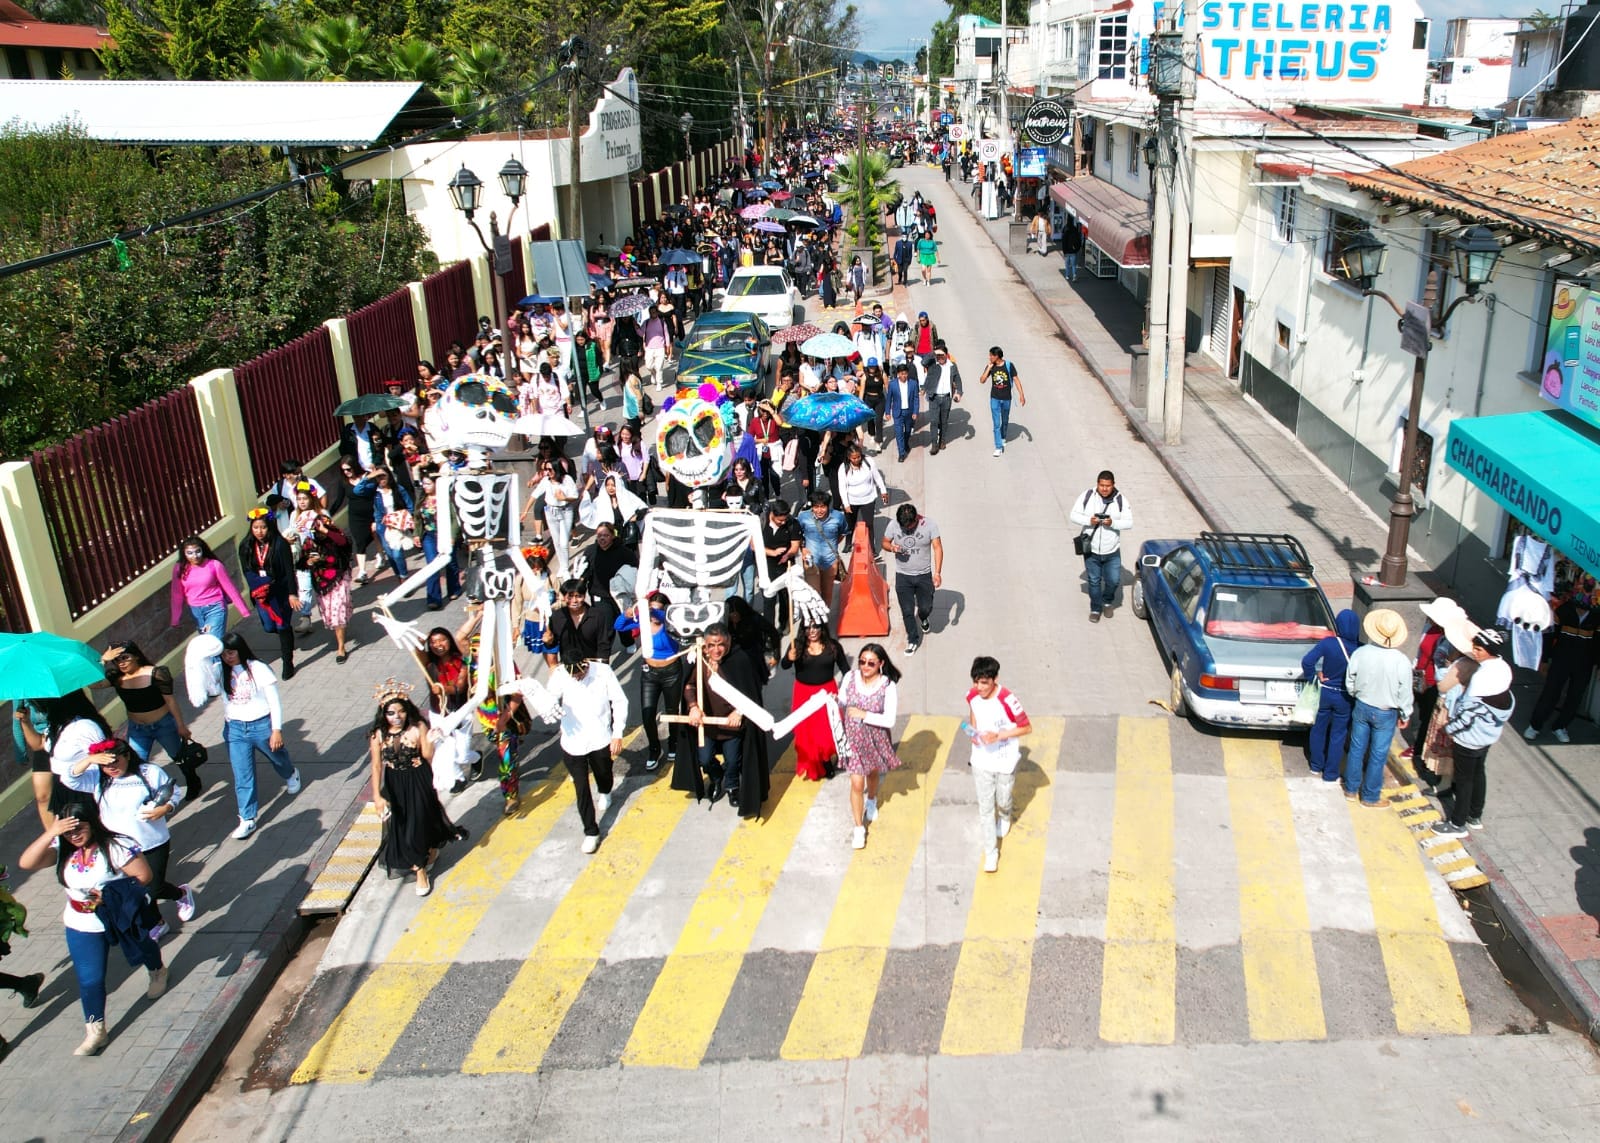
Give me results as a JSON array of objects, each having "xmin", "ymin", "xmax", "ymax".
[
  {"xmin": 347, "ymin": 287, "xmax": 419, "ymax": 393},
  {"xmin": 31, "ymin": 387, "xmax": 221, "ymax": 619},
  {"xmin": 0, "ymin": 523, "xmax": 30, "ymax": 632},
  {"xmin": 234, "ymin": 325, "xmax": 343, "ymax": 493},
  {"xmin": 422, "ymin": 261, "xmax": 477, "ymax": 363}
]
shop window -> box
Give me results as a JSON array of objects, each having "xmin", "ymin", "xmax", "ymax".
[
  {"xmin": 1413, "ymin": 20, "xmax": 1430, "ymax": 51},
  {"xmin": 1104, "ymin": 124, "xmax": 1115, "ymax": 168},
  {"xmin": 1276, "ymin": 321, "xmax": 1292, "ymax": 350},
  {"xmin": 1392, "ymin": 415, "xmax": 1435, "ymax": 497},
  {"xmin": 1274, "ymin": 187, "xmax": 1297, "ymax": 243},
  {"xmin": 1323, "ymin": 210, "xmax": 1370, "ymax": 282},
  {"xmin": 1077, "ymin": 19, "xmax": 1095, "ymax": 78},
  {"xmin": 1096, "ymin": 14, "xmax": 1129, "ymax": 79}
]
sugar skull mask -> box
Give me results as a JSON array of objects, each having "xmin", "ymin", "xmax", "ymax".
[
  {"xmin": 434, "ymin": 374, "xmax": 519, "ymax": 451},
  {"xmin": 655, "ymin": 397, "xmax": 730, "ymax": 488}
]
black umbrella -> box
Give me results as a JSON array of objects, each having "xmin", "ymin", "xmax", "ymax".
[{"xmin": 333, "ymin": 393, "xmax": 408, "ymax": 417}]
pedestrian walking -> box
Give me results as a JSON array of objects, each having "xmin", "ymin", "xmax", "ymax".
[
  {"xmin": 892, "ymin": 233, "xmax": 913, "ymax": 286},
  {"xmin": 920, "ymin": 341, "xmax": 963, "ymax": 455},
  {"xmin": 1434, "ymin": 657, "xmax": 1515, "ymax": 837},
  {"xmin": 79, "ymin": 739, "xmax": 194, "ymax": 939},
  {"xmin": 370, "ymin": 681, "xmax": 465, "ymax": 895},
  {"xmin": 420, "ymin": 623, "xmax": 478, "ymax": 793},
  {"xmin": 636, "ymin": 592, "xmax": 683, "ymax": 773},
  {"xmin": 0, "ymin": 866, "xmax": 46, "ymax": 1064},
  {"xmin": 14, "ymin": 690, "xmax": 114, "ymax": 820},
  {"xmin": 544, "ymin": 578, "xmax": 616, "ymax": 667},
  {"xmin": 676, "ymin": 622, "xmax": 770, "ymax": 817},
  {"xmin": 798, "ymin": 492, "xmax": 848, "ymax": 611},
  {"xmin": 169, "ymin": 536, "xmax": 249, "ymax": 643},
  {"xmin": 783, "ymin": 620, "xmax": 848, "ymax": 781},
  {"xmin": 841, "ymin": 643, "xmax": 903, "ymax": 850},
  {"xmin": 411, "ymin": 471, "xmax": 460, "ymax": 615},
  {"xmin": 1300, "ymin": 609, "xmax": 1359, "ymax": 782},
  {"xmin": 881, "ymin": 504, "xmax": 943, "ymax": 657},
  {"xmin": 915, "ymin": 234, "xmax": 939, "ymax": 285},
  {"xmin": 885, "ymin": 362, "xmax": 921, "ymax": 462},
  {"xmin": 99, "ymin": 641, "xmax": 194, "ymax": 775},
  {"xmin": 847, "ymin": 255, "xmax": 867, "ymax": 306},
  {"xmin": 980, "ymin": 346, "xmax": 1025, "ymax": 456},
  {"xmin": 200, "ymin": 632, "xmax": 301, "ymax": 840},
  {"xmin": 238, "ymin": 507, "xmax": 300, "ymax": 680},
  {"xmin": 1068, "ymin": 470, "xmax": 1133, "ymax": 621},
  {"xmin": 1342, "ymin": 609, "xmax": 1414, "ymax": 807},
  {"xmin": 540, "ymin": 647, "xmax": 629, "ymax": 854},
  {"xmin": 15, "ymin": 799, "xmax": 166, "ymax": 1057},
  {"xmin": 1524, "ymin": 576, "xmax": 1599, "ymax": 743},
  {"xmin": 760, "ymin": 499, "xmax": 804, "ymax": 629},
  {"xmin": 965, "ymin": 657, "xmax": 1033, "ymax": 873},
  {"xmin": 1060, "ymin": 218, "xmax": 1082, "ymax": 282},
  {"xmin": 837, "ymin": 444, "xmax": 888, "ymax": 553}
]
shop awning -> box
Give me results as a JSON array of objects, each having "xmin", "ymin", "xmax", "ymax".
[
  {"xmin": 1050, "ymin": 177, "xmax": 1151, "ymax": 268},
  {"xmin": 1445, "ymin": 410, "xmax": 1600, "ymax": 579}
]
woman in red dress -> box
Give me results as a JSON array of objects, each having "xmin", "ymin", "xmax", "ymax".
[{"xmin": 782, "ymin": 621, "xmax": 847, "ymax": 780}]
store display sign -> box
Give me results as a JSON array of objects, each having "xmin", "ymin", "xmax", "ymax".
[
  {"xmin": 1540, "ymin": 280, "xmax": 1600, "ymax": 431},
  {"xmin": 1017, "ymin": 147, "xmax": 1048, "ymax": 178}
]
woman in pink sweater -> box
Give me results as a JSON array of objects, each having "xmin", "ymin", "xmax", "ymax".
[{"xmin": 170, "ymin": 536, "xmax": 249, "ymax": 641}]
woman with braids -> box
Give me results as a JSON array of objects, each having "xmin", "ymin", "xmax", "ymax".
[
  {"xmin": 299, "ymin": 511, "xmax": 355, "ymax": 663},
  {"xmin": 369, "ymin": 680, "xmax": 466, "ymax": 898},
  {"xmin": 15, "ymin": 799, "xmax": 166, "ymax": 1057},
  {"xmin": 237, "ymin": 507, "xmax": 300, "ymax": 680}
]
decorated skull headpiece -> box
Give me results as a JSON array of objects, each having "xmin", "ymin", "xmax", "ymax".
[
  {"xmin": 433, "ymin": 374, "xmax": 519, "ymax": 453},
  {"xmin": 654, "ymin": 396, "xmax": 730, "ymax": 488}
]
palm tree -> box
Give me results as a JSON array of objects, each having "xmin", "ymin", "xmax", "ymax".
[
  {"xmin": 299, "ymin": 16, "xmax": 377, "ymax": 80},
  {"xmin": 381, "ymin": 38, "xmax": 447, "ymax": 87},
  {"xmin": 835, "ymin": 147, "xmax": 898, "ymax": 279},
  {"xmin": 444, "ymin": 43, "xmax": 514, "ymax": 126},
  {"xmin": 247, "ymin": 45, "xmax": 309, "ymax": 82}
]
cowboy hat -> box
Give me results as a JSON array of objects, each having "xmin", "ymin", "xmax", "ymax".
[{"xmin": 1362, "ymin": 608, "xmax": 1408, "ymax": 649}]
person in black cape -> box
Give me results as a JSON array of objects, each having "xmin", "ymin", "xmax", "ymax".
[{"xmin": 671, "ymin": 622, "xmax": 770, "ymax": 819}]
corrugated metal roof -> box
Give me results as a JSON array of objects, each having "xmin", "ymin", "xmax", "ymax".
[
  {"xmin": 1346, "ymin": 116, "xmax": 1600, "ymax": 250},
  {"xmin": 0, "ymin": 79, "xmax": 422, "ymax": 145}
]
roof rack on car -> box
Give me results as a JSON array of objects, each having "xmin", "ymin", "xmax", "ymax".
[{"xmin": 1197, "ymin": 532, "xmax": 1314, "ymax": 574}]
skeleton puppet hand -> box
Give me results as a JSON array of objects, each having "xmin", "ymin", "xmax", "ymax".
[
  {"xmin": 790, "ymin": 580, "xmax": 830, "ymax": 629},
  {"xmin": 374, "ymin": 612, "xmax": 426, "ymax": 652}
]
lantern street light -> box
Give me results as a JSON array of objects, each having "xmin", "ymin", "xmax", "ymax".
[
  {"xmin": 1334, "ymin": 224, "xmax": 1503, "ymax": 586},
  {"xmin": 447, "ymin": 158, "xmax": 535, "ymax": 338}
]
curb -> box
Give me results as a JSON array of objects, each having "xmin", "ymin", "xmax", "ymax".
[
  {"xmin": 115, "ymin": 782, "xmax": 370, "ymax": 1143},
  {"xmin": 944, "ymin": 179, "xmax": 1229, "ymax": 532}
]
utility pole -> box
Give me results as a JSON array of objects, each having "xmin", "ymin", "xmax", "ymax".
[
  {"xmin": 999, "ymin": 0, "xmax": 1010, "ymax": 149},
  {"xmin": 560, "ymin": 36, "xmax": 588, "ymax": 245},
  {"xmin": 735, "ymin": 58, "xmax": 747, "ymax": 150},
  {"xmin": 1146, "ymin": 2, "xmax": 1195, "ymax": 443},
  {"xmin": 1162, "ymin": 0, "xmax": 1197, "ymax": 444}
]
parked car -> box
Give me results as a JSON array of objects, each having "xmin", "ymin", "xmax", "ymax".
[
  {"xmin": 676, "ymin": 311, "xmax": 771, "ymax": 398},
  {"xmin": 719, "ymin": 266, "xmax": 802, "ymax": 330},
  {"xmin": 1130, "ymin": 532, "xmax": 1335, "ymax": 730}
]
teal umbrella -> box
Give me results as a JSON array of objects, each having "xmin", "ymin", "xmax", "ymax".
[{"xmin": 0, "ymin": 632, "xmax": 106, "ymax": 701}]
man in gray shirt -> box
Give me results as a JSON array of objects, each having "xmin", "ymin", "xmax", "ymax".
[
  {"xmin": 1342, "ymin": 608, "xmax": 1414, "ymax": 806},
  {"xmin": 881, "ymin": 503, "xmax": 943, "ymax": 656}
]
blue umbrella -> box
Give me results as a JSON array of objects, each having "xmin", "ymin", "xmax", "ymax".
[
  {"xmin": 782, "ymin": 392, "xmax": 874, "ymax": 433},
  {"xmin": 753, "ymin": 220, "xmax": 786, "ymax": 234},
  {"xmin": 516, "ymin": 294, "xmax": 561, "ymax": 307},
  {"xmin": 761, "ymin": 179, "xmax": 783, "ymax": 189},
  {"xmin": 799, "ymin": 332, "xmax": 856, "ymax": 359},
  {"xmin": 658, "ymin": 249, "xmax": 700, "ymax": 266},
  {"xmin": 588, "ymin": 270, "xmax": 614, "ymax": 289}
]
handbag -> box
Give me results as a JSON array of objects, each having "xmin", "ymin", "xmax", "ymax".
[
  {"xmin": 1072, "ymin": 532, "xmax": 1089, "ymax": 557},
  {"xmin": 1292, "ymin": 677, "xmax": 1322, "ymax": 723},
  {"xmin": 176, "ymin": 739, "xmax": 209, "ymax": 769}
]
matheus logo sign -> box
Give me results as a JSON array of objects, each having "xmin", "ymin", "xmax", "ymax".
[{"xmin": 1021, "ymin": 99, "xmax": 1071, "ymax": 146}]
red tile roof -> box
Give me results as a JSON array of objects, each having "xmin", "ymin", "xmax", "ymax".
[
  {"xmin": 0, "ymin": 0, "xmax": 112, "ymax": 52},
  {"xmin": 1345, "ymin": 115, "xmax": 1600, "ymax": 251}
]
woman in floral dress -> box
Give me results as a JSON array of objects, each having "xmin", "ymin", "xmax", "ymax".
[{"xmin": 839, "ymin": 643, "xmax": 903, "ymax": 851}]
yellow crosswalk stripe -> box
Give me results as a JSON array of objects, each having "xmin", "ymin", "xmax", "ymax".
[
  {"xmin": 290, "ymin": 773, "xmax": 576, "ymax": 1084},
  {"xmin": 462, "ymin": 762, "xmax": 692, "ymax": 1074},
  {"xmin": 622, "ymin": 751, "xmax": 822, "ymax": 1069},
  {"xmin": 1222, "ymin": 738, "xmax": 1327, "ymax": 1041},
  {"xmin": 780, "ymin": 715, "xmax": 954, "ymax": 1061},
  {"xmin": 939, "ymin": 718, "xmax": 1063, "ymax": 1055},
  {"xmin": 1346, "ymin": 799, "xmax": 1472, "ymax": 1035},
  {"xmin": 1099, "ymin": 716, "xmax": 1175, "ymax": 1044}
]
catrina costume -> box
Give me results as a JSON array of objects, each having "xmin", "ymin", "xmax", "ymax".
[{"xmin": 237, "ymin": 510, "xmax": 298, "ymax": 677}]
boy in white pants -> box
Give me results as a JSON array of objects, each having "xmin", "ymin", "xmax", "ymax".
[{"xmin": 965, "ymin": 656, "xmax": 1033, "ymax": 872}]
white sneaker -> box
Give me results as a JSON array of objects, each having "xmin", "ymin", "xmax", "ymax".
[
  {"xmin": 285, "ymin": 769, "xmax": 302, "ymax": 795},
  {"xmin": 992, "ymin": 448, "xmax": 1003, "ymax": 458},
  {"xmin": 176, "ymin": 885, "xmax": 197, "ymax": 923},
  {"xmin": 983, "ymin": 850, "xmax": 999, "ymax": 873},
  {"xmin": 864, "ymin": 798, "xmax": 878, "ymax": 823},
  {"xmin": 851, "ymin": 825, "xmax": 867, "ymax": 850},
  {"xmin": 1554, "ymin": 728, "xmax": 1571, "ymax": 744},
  {"xmin": 997, "ymin": 815, "xmax": 1012, "ymax": 839},
  {"xmin": 596, "ymin": 792, "xmax": 611, "ymax": 817},
  {"xmin": 1523, "ymin": 726, "xmax": 1540, "ymax": 741},
  {"xmin": 231, "ymin": 818, "xmax": 257, "ymax": 841},
  {"xmin": 146, "ymin": 966, "xmax": 168, "ymax": 1000},
  {"xmin": 581, "ymin": 834, "xmax": 600, "ymax": 855}
]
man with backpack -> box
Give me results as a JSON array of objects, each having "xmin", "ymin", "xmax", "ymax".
[
  {"xmin": 981, "ymin": 345, "xmax": 1025, "ymax": 456},
  {"xmin": 1068, "ymin": 470, "xmax": 1133, "ymax": 622}
]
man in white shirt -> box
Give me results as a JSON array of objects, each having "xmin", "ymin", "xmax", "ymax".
[
  {"xmin": 539, "ymin": 647, "xmax": 628, "ymax": 854},
  {"xmin": 1068, "ymin": 469, "xmax": 1134, "ymax": 622},
  {"xmin": 965, "ymin": 655, "xmax": 1032, "ymax": 873}
]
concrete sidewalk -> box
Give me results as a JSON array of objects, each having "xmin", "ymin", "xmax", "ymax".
[
  {"xmin": 928, "ymin": 165, "xmax": 1600, "ymax": 1040},
  {"xmin": 0, "ymin": 585, "xmax": 466, "ymax": 1142}
]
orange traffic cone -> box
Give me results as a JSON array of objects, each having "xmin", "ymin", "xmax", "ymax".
[{"xmin": 836, "ymin": 521, "xmax": 890, "ymax": 637}]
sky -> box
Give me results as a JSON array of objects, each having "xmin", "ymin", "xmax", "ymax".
[{"xmin": 853, "ymin": 0, "xmax": 1547, "ymax": 57}]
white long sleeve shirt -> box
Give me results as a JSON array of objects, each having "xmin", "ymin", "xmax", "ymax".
[
  {"xmin": 839, "ymin": 459, "xmax": 886, "ymax": 507},
  {"xmin": 211, "ymin": 660, "xmax": 285, "ymax": 728},
  {"xmin": 1068, "ymin": 487, "xmax": 1133, "ymax": 556},
  {"xmin": 545, "ymin": 663, "xmax": 629, "ymax": 754},
  {"xmin": 93, "ymin": 762, "xmax": 183, "ymax": 852}
]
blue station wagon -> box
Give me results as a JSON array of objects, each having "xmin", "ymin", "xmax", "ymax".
[{"xmin": 1130, "ymin": 532, "xmax": 1335, "ymax": 730}]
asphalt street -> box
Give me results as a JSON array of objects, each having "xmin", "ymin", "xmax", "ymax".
[{"xmin": 174, "ymin": 165, "xmax": 1600, "ymax": 1142}]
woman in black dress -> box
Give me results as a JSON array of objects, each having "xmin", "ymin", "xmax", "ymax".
[
  {"xmin": 368, "ymin": 682, "xmax": 465, "ymax": 897},
  {"xmin": 331, "ymin": 456, "xmax": 377, "ymax": 585}
]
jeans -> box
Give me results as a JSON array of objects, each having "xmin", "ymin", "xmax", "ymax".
[
  {"xmin": 927, "ymin": 394, "xmax": 953, "ymax": 447},
  {"xmin": 564, "ymin": 748, "xmax": 615, "ymax": 836},
  {"xmin": 1084, "ymin": 551, "xmax": 1121, "ymax": 613},
  {"xmin": 895, "ymin": 571, "xmax": 935, "ymax": 644},
  {"xmin": 1345, "ymin": 700, "xmax": 1400, "ymax": 804},
  {"xmin": 697, "ymin": 734, "xmax": 744, "ymax": 795},
  {"xmin": 295, "ymin": 570, "xmax": 315, "ymax": 618},
  {"xmin": 990, "ymin": 398, "xmax": 1012, "ymax": 450},
  {"xmin": 224, "ymin": 715, "xmax": 295, "ymax": 822},
  {"xmin": 127, "ymin": 711, "xmax": 183, "ymax": 764},
  {"xmin": 65, "ymin": 924, "xmax": 160, "ymax": 1023},
  {"xmin": 421, "ymin": 531, "xmax": 461, "ymax": 606},
  {"xmin": 640, "ymin": 660, "xmax": 684, "ymax": 756},
  {"xmin": 1063, "ymin": 251, "xmax": 1079, "ymax": 280},
  {"xmin": 893, "ymin": 413, "xmax": 914, "ymax": 459},
  {"xmin": 547, "ymin": 507, "xmax": 575, "ymax": 577},
  {"xmin": 1308, "ymin": 688, "xmax": 1353, "ymax": 780},
  {"xmin": 973, "ymin": 767, "xmax": 1015, "ymax": 857},
  {"xmin": 378, "ymin": 536, "xmax": 408, "ymax": 580},
  {"xmin": 190, "ymin": 602, "xmax": 228, "ymax": 643}
]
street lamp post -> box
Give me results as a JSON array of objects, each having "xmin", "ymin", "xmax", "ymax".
[
  {"xmin": 447, "ymin": 156, "xmax": 530, "ymax": 338},
  {"xmin": 1335, "ymin": 224, "xmax": 1502, "ymax": 586},
  {"xmin": 679, "ymin": 111, "xmax": 694, "ymax": 160}
]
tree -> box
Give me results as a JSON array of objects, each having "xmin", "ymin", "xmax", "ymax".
[
  {"xmin": 100, "ymin": 0, "xmax": 268, "ymax": 79},
  {"xmin": 835, "ymin": 138, "xmax": 895, "ymax": 273},
  {"xmin": 298, "ymin": 14, "xmax": 378, "ymax": 79}
]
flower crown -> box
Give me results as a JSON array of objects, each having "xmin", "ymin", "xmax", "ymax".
[{"xmin": 373, "ymin": 677, "xmax": 414, "ymax": 706}]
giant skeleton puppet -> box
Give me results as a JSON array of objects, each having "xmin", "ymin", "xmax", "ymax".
[{"xmin": 372, "ymin": 375, "xmax": 549, "ymax": 756}]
